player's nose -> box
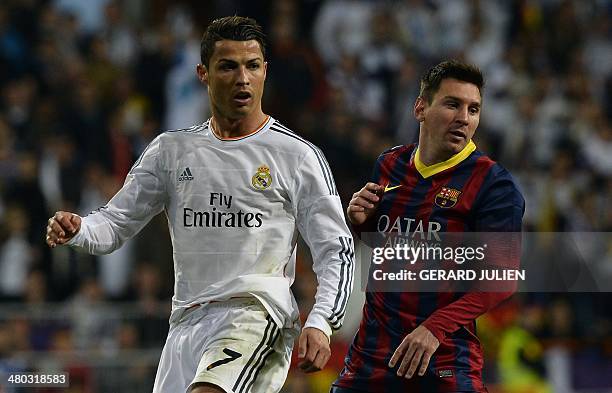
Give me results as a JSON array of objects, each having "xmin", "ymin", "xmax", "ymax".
[
  {"xmin": 455, "ymin": 106, "xmax": 469, "ymax": 124},
  {"xmin": 236, "ymin": 65, "xmax": 250, "ymax": 86}
]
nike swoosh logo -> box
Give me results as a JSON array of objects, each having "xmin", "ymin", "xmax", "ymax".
[{"xmin": 384, "ymin": 185, "xmax": 402, "ymax": 193}]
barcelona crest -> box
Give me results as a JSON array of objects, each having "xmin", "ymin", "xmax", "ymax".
[
  {"xmin": 251, "ymin": 165, "xmax": 272, "ymax": 190},
  {"xmin": 435, "ymin": 187, "xmax": 461, "ymax": 208}
]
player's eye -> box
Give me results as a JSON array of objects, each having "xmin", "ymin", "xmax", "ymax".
[
  {"xmin": 247, "ymin": 63, "xmax": 260, "ymax": 70},
  {"xmin": 220, "ymin": 63, "xmax": 235, "ymax": 71},
  {"xmin": 469, "ymin": 106, "xmax": 480, "ymax": 115}
]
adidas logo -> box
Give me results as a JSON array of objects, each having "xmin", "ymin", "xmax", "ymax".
[{"xmin": 178, "ymin": 167, "xmax": 194, "ymax": 181}]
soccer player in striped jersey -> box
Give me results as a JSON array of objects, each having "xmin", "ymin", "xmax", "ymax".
[
  {"xmin": 45, "ymin": 16, "xmax": 354, "ymax": 393},
  {"xmin": 332, "ymin": 60, "xmax": 524, "ymax": 392}
]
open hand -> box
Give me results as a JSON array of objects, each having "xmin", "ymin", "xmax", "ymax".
[
  {"xmin": 388, "ymin": 325, "xmax": 440, "ymax": 379},
  {"xmin": 297, "ymin": 327, "xmax": 331, "ymax": 373}
]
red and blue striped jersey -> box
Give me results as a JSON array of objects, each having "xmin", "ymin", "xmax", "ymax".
[{"xmin": 334, "ymin": 142, "xmax": 525, "ymax": 392}]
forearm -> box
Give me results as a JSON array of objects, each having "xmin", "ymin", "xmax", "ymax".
[
  {"xmin": 300, "ymin": 195, "xmax": 355, "ymax": 337},
  {"xmin": 67, "ymin": 211, "xmax": 125, "ymax": 255},
  {"xmin": 305, "ymin": 235, "xmax": 354, "ymax": 337},
  {"xmin": 67, "ymin": 201, "xmax": 158, "ymax": 255},
  {"xmin": 421, "ymin": 290, "xmax": 514, "ymax": 343}
]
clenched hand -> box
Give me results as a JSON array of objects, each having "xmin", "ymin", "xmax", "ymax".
[
  {"xmin": 346, "ymin": 182, "xmax": 382, "ymax": 225},
  {"xmin": 46, "ymin": 211, "xmax": 81, "ymax": 248}
]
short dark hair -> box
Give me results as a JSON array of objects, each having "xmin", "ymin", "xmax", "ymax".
[
  {"xmin": 419, "ymin": 60, "xmax": 484, "ymax": 103},
  {"xmin": 200, "ymin": 16, "xmax": 266, "ymax": 68}
]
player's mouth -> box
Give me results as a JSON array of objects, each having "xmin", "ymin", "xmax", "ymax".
[
  {"xmin": 448, "ymin": 130, "xmax": 466, "ymax": 141},
  {"xmin": 233, "ymin": 91, "xmax": 252, "ymax": 106}
]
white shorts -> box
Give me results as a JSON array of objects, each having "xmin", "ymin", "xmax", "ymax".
[{"xmin": 152, "ymin": 298, "xmax": 294, "ymax": 393}]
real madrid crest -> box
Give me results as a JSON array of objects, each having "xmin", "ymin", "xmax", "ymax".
[
  {"xmin": 435, "ymin": 187, "xmax": 461, "ymax": 208},
  {"xmin": 252, "ymin": 165, "xmax": 272, "ymax": 190}
]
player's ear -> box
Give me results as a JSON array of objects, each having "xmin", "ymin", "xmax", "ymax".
[
  {"xmin": 196, "ymin": 64, "xmax": 208, "ymax": 85},
  {"xmin": 414, "ymin": 97, "xmax": 426, "ymax": 122},
  {"xmin": 263, "ymin": 61, "xmax": 268, "ymax": 80}
]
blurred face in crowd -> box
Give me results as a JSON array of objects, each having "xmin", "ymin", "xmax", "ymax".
[
  {"xmin": 414, "ymin": 78, "xmax": 481, "ymax": 164},
  {"xmin": 197, "ymin": 39, "xmax": 267, "ymax": 122}
]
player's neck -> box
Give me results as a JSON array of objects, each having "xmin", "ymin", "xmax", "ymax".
[
  {"xmin": 417, "ymin": 144, "xmax": 452, "ymax": 166},
  {"xmin": 211, "ymin": 111, "xmax": 268, "ymax": 139}
]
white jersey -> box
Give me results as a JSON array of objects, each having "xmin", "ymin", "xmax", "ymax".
[{"xmin": 68, "ymin": 116, "xmax": 354, "ymax": 337}]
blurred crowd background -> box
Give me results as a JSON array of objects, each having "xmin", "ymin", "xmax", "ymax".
[{"xmin": 0, "ymin": 0, "xmax": 611, "ymax": 392}]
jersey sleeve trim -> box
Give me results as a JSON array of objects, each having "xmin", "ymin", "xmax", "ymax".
[{"xmin": 328, "ymin": 236, "xmax": 355, "ymax": 330}]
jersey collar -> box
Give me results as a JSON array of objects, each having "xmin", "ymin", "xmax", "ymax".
[
  {"xmin": 414, "ymin": 140, "xmax": 476, "ymax": 178},
  {"xmin": 209, "ymin": 115, "xmax": 271, "ymax": 141}
]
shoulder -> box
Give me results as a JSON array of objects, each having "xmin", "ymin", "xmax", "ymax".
[
  {"xmin": 475, "ymin": 153, "xmax": 525, "ymax": 208},
  {"xmin": 266, "ymin": 119, "xmax": 325, "ymax": 157},
  {"xmin": 152, "ymin": 122, "xmax": 209, "ymax": 155},
  {"xmin": 138, "ymin": 123, "xmax": 208, "ymax": 165},
  {"xmin": 488, "ymin": 161, "xmax": 515, "ymax": 181},
  {"xmin": 267, "ymin": 119, "xmax": 338, "ymax": 193},
  {"xmin": 380, "ymin": 144, "xmax": 414, "ymax": 157},
  {"xmin": 158, "ymin": 122, "xmax": 208, "ymax": 141},
  {"xmin": 471, "ymin": 154, "xmax": 525, "ymax": 229},
  {"xmin": 475, "ymin": 150, "xmax": 519, "ymax": 188},
  {"xmin": 375, "ymin": 143, "xmax": 415, "ymax": 166}
]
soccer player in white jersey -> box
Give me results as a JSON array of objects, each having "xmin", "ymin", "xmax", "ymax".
[{"xmin": 45, "ymin": 16, "xmax": 354, "ymax": 393}]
